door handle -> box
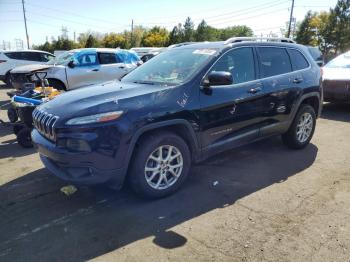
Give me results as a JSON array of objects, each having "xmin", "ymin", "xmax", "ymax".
[
  {"xmin": 92, "ymin": 68, "xmax": 99, "ymax": 72},
  {"xmin": 118, "ymin": 66, "xmax": 125, "ymax": 69},
  {"xmin": 247, "ymin": 86, "xmax": 262, "ymax": 94},
  {"xmin": 293, "ymin": 78, "xmax": 303, "ymax": 84}
]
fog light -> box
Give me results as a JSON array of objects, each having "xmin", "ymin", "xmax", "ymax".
[{"xmin": 66, "ymin": 139, "xmax": 91, "ymax": 152}]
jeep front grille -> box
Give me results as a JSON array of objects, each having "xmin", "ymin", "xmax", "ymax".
[{"xmin": 32, "ymin": 108, "xmax": 59, "ymax": 141}]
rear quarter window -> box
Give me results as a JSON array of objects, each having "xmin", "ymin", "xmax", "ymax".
[
  {"xmin": 4, "ymin": 52, "xmax": 23, "ymax": 60},
  {"xmin": 257, "ymin": 47, "xmax": 292, "ymax": 78},
  {"xmin": 288, "ymin": 49, "xmax": 309, "ymax": 71}
]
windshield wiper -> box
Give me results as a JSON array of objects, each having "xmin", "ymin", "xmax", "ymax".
[{"xmin": 132, "ymin": 81, "xmax": 155, "ymax": 85}]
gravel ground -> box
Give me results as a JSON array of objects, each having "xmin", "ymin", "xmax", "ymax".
[{"xmin": 0, "ymin": 84, "xmax": 350, "ymax": 262}]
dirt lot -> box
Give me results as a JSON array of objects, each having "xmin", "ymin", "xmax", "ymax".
[{"xmin": 0, "ymin": 83, "xmax": 350, "ymax": 262}]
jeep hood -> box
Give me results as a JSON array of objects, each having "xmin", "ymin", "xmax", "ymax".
[
  {"xmin": 39, "ymin": 80, "xmax": 171, "ymax": 122},
  {"xmin": 11, "ymin": 64, "xmax": 54, "ymax": 74}
]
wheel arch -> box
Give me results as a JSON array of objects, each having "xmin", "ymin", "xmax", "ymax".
[
  {"xmin": 124, "ymin": 120, "xmax": 201, "ymax": 175},
  {"xmin": 47, "ymin": 78, "xmax": 66, "ymax": 90}
]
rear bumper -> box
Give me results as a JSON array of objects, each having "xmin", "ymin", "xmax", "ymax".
[
  {"xmin": 32, "ymin": 129, "xmax": 127, "ymax": 188},
  {"xmin": 323, "ymin": 80, "xmax": 350, "ymax": 102}
]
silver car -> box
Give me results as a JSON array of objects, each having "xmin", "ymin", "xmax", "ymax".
[
  {"xmin": 323, "ymin": 51, "xmax": 350, "ymax": 102},
  {"xmin": 10, "ymin": 48, "xmax": 141, "ymax": 90}
]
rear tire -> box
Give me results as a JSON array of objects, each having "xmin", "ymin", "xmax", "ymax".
[
  {"xmin": 17, "ymin": 127, "xmax": 33, "ymax": 148},
  {"xmin": 129, "ymin": 131, "xmax": 191, "ymax": 199},
  {"xmin": 282, "ymin": 104, "xmax": 316, "ymax": 149}
]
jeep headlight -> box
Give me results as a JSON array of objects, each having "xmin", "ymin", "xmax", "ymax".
[{"xmin": 65, "ymin": 111, "xmax": 123, "ymax": 125}]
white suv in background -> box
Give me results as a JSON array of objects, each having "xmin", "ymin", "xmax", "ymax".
[
  {"xmin": 0, "ymin": 50, "xmax": 54, "ymax": 87},
  {"xmin": 10, "ymin": 48, "xmax": 142, "ymax": 90}
]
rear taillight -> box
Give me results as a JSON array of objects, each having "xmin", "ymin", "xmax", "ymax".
[{"xmin": 0, "ymin": 60, "xmax": 7, "ymax": 63}]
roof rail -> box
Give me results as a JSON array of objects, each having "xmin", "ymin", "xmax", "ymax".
[{"xmin": 224, "ymin": 37, "xmax": 296, "ymax": 45}]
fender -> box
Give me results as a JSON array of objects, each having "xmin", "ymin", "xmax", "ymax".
[
  {"xmin": 124, "ymin": 119, "xmax": 201, "ymax": 170},
  {"xmin": 283, "ymin": 91, "xmax": 321, "ymax": 133},
  {"xmin": 293, "ymin": 91, "xmax": 321, "ymax": 118}
]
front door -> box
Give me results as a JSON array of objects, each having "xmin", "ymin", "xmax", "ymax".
[
  {"xmin": 199, "ymin": 47, "xmax": 269, "ymax": 152},
  {"xmin": 66, "ymin": 52, "xmax": 101, "ymax": 89}
]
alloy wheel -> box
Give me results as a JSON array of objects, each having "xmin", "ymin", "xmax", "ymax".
[{"xmin": 144, "ymin": 145, "xmax": 183, "ymax": 190}]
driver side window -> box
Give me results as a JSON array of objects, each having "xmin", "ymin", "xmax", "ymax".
[
  {"xmin": 210, "ymin": 47, "xmax": 255, "ymax": 84},
  {"xmin": 74, "ymin": 53, "xmax": 97, "ymax": 67}
]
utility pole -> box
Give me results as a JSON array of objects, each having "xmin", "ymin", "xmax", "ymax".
[
  {"xmin": 131, "ymin": 19, "xmax": 134, "ymax": 47},
  {"xmin": 21, "ymin": 0, "xmax": 30, "ymax": 49},
  {"xmin": 287, "ymin": 0, "xmax": 295, "ymax": 38}
]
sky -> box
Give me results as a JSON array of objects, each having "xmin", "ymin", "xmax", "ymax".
[{"xmin": 0, "ymin": 0, "xmax": 338, "ymax": 49}]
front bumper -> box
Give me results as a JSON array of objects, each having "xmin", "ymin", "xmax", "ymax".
[
  {"xmin": 32, "ymin": 129, "xmax": 127, "ymax": 188},
  {"xmin": 10, "ymin": 72, "xmax": 32, "ymax": 90}
]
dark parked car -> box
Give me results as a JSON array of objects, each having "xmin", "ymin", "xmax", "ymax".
[
  {"xmin": 32, "ymin": 37, "xmax": 322, "ymax": 198},
  {"xmin": 306, "ymin": 46, "xmax": 324, "ymax": 67}
]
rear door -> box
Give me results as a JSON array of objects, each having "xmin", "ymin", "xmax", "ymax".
[
  {"xmin": 199, "ymin": 47, "xmax": 269, "ymax": 152},
  {"xmin": 256, "ymin": 46, "xmax": 302, "ymax": 136},
  {"xmin": 66, "ymin": 52, "xmax": 102, "ymax": 89},
  {"xmin": 98, "ymin": 52, "xmax": 127, "ymax": 80}
]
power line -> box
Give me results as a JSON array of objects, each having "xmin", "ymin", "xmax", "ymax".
[
  {"xmin": 139, "ymin": 0, "xmax": 288, "ymax": 25},
  {"xmin": 26, "ymin": 2, "xmax": 128, "ymax": 26},
  {"xmin": 207, "ymin": 7, "xmax": 288, "ymax": 26}
]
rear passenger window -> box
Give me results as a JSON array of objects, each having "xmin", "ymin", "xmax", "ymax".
[
  {"xmin": 21, "ymin": 52, "xmax": 40, "ymax": 61},
  {"xmin": 210, "ymin": 47, "xmax": 255, "ymax": 84},
  {"xmin": 98, "ymin": 53, "xmax": 117, "ymax": 64},
  {"xmin": 257, "ymin": 47, "xmax": 292, "ymax": 78},
  {"xmin": 288, "ymin": 49, "xmax": 309, "ymax": 71}
]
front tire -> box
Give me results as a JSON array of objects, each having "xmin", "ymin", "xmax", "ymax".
[
  {"xmin": 282, "ymin": 104, "xmax": 316, "ymax": 149},
  {"xmin": 129, "ymin": 131, "xmax": 191, "ymax": 198}
]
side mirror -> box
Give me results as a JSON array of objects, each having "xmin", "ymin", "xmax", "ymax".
[
  {"xmin": 68, "ymin": 60, "xmax": 75, "ymax": 68},
  {"xmin": 203, "ymin": 71, "xmax": 233, "ymax": 87}
]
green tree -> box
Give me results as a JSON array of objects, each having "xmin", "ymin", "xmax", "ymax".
[
  {"xmin": 141, "ymin": 26, "xmax": 169, "ymax": 47},
  {"xmin": 218, "ymin": 25, "xmax": 253, "ymax": 40},
  {"xmin": 195, "ymin": 20, "xmax": 218, "ymax": 41},
  {"xmin": 131, "ymin": 25, "xmax": 147, "ymax": 47},
  {"xmin": 103, "ymin": 33, "xmax": 127, "ymax": 48},
  {"xmin": 168, "ymin": 24, "xmax": 184, "ymax": 45},
  {"xmin": 183, "ymin": 17, "xmax": 195, "ymax": 42},
  {"xmin": 330, "ymin": 0, "xmax": 350, "ymax": 53},
  {"xmin": 85, "ymin": 35, "xmax": 95, "ymax": 48},
  {"xmin": 295, "ymin": 11, "xmax": 315, "ymax": 45}
]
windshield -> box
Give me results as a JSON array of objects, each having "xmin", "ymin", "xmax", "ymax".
[
  {"xmin": 122, "ymin": 48, "xmax": 218, "ymax": 85},
  {"xmin": 46, "ymin": 51, "xmax": 76, "ymax": 65},
  {"xmin": 325, "ymin": 53, "xmax": 350, "ymax": 68}
]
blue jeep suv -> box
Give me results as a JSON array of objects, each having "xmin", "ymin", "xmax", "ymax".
[{"xmin": 32, "ymin": 37, "xmax": 322, "ymax": 198}]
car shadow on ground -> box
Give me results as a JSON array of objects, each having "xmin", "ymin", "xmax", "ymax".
[
  {"xmin": 0, "ymin": 137, "xmax": 318, "ymax": 261},
  {"xmin": 321, "ymin": 102, "xmax": 350, "ymax": 122}
]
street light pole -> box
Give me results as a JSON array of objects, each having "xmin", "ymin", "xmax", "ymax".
[{"xmin": 21, "ymin": 0, "xmax": 30, "ymax": 49}]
